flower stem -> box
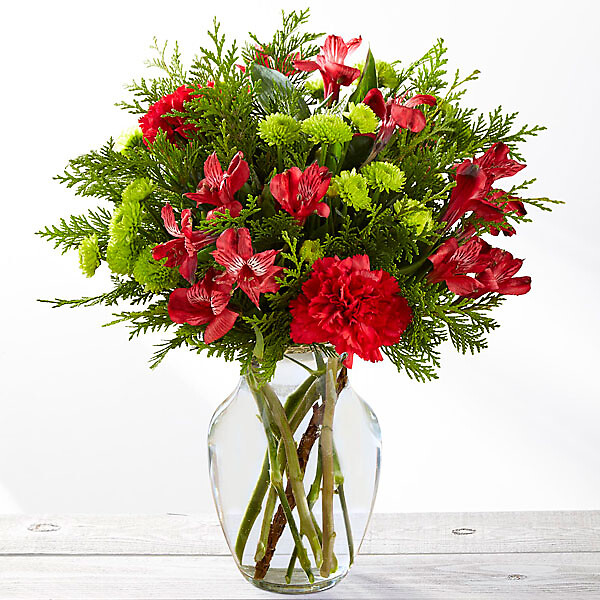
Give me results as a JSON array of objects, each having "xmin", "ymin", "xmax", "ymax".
[
  {"xmin": 254, "ymin": 487, "xmax": 276, "ymax": 562},
  {"xmin": 320, "ymin": 356, "xmax": 339, "ymax": 577},
  {"xmin": 260, "ymin": 381, "xmax": 323, "ymax": 568},
  {"xmin": 337, "ymin": 482, "xmax": 354, "ymax": 565},
  {"xmin": 254, "ymin": 386, "xmax": 314, "ymax": 583},
  {"xmin": 285, "ymin": 444, "xmax": 323, "ymax": 583},
  {"xmin": 253, "ymin": 378, "xmax": 320, "ymax": 562},
  {"xmin": 235, "ymin": 372, "xmax": 320, "ymax": 563}
]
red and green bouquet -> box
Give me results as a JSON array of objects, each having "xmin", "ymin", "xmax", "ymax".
[
  {"xmin": 40, "ymin": 12, "xmax": 556, "ymax": 380},
  {"xmin": 39, "ymin": 10, "xmax": 559, "ymax": 589}
]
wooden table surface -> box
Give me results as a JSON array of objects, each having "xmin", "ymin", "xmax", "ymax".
[{"xmin": 0, "ymin": 511, "xmax": 598, "ymax": 599}]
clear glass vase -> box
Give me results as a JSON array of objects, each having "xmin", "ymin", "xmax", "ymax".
[{"xmin": 207, "ymin": 350, "xmax": 381, "ymax": 594}]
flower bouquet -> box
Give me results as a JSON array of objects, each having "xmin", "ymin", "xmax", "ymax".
[{"xmin": 39, "ymin": 10, "xmax": 557, "ymax": 594}]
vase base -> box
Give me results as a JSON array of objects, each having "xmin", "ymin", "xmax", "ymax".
[{"xmin": 240, "ymin": 566, "xmax": 347, "ymax": 594}]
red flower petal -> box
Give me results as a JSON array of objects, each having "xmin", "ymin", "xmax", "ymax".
[
  {"xmin": 160, "ymin": 204, "xmax": 182, "ymax": 238},
  {"xmin": 390, "ymin": 105, "xmax": 427, "ymax": 133},
  {"xmin": 363, "ymin": 88, "xmax": 387, "ymax": 120},
  {"xmin": 204, "ymin": 308, "xmax": 239, "ymax": 343},
  {"xmin": 403, "ymin": 94, "xmax": 437, "ymax": 109}
]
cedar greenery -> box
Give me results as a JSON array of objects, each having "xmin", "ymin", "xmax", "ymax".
[{"xmin": 39, "ymin": 9, "xmax": 557, "ymax": 382}]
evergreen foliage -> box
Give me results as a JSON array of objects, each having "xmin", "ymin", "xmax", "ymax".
[{"xmin": 39, "ymin": 10, "xmax": 557, "ymax": 382}]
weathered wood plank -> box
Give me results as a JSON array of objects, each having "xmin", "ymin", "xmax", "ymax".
[
  {"xmin": 0, "ymin": 553, "xmax": 598, "ymax": 599},
  {"xmin": 1, "ymin": 512, "xmax": 598, "ymax": 556}
]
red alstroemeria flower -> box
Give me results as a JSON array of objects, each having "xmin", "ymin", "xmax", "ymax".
[
  {"xmin": 152, "ymin": 204, "xmax": 215, "ymax": 283},
  {"xmin": 485, "ymin": 190, "xmax": 527, "ymax": 236},
  {"xmin": 442, "ymin": 143, "xmax": 526, "ymax": 228},
  {"xmin": 363, "ymin": 88, "xmax": 436, "ymax": 157},
  {"xmin": 168, "ymin": 268, "xmax": 238, "ymax": 343},
  {"xmin": 269, "ymin": 163, "xmax": 331, "ymax": 224},
  {"xmin": 428, "ymin": 237, "xmax": 492, "ymax": 297},
  {"xmin": 139, "ymin": 85, "xmax": 206, "ymax": 145},
  {"xmin": 294, "ymin": 35, "xmax": 362, "ymax": 101},
  {"xmin": 212, "ymin": 228, "xmax": 283, "ymax": 307},
  {"xmin": 428, "ymin": 238, "xmax": 531, "ymax": 298},
  {"xmin": 473, "ymin": 248, "xmax": 531, "ymax": 297},
  {"xmin": 289, "ymin": 255, "xmax": 412, "ymax": 368},
  {"xmin": 184, "ymin": 152, "xmax": 250, "ymax": 220},
  {"xmin": 254, "ymin": 46, "xmax": 300, "ymax": 76}
]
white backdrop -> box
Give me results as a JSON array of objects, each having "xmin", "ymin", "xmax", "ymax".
[{"xmin": 1, "ymin": 0, "xmax": 598, "ymax": 514}]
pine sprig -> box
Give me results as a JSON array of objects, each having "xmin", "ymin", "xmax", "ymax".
[
  {"xmin": 37, "ymin": 207, "xmax": 112, "ymax": 254},
  {"xmin": 244, "ymin": 9, "xmax": 322, "ymax": 83},
  {"xmin": 104, "ymin": 302, "xmax": 173, "ymax": 340},
  {"xmin": 40, "ymin": 279, "xmax": 153, "ymax": 309}
]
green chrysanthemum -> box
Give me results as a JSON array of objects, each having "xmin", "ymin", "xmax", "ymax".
[
  {"xmin": 300, "ymin": 239, "xmax": 324, "ymax": 264},
  {"xmin": 114, "ymin": 126, "xmax": 143, "ymax": 153},
  {"xmin": 334, "ymin": 169, "xmax": 371, "ymax": 210},
  {"xmin": 362, "ymin": 161, "xmax": 406, "ymax": 193},
  {"xmin": 122, "ymin": 178, "xmax": 155, "ymax": 204},
  {"xmin": 305, "ymin": 77, "xmax": 324, "ymax": 99},
  {"xmin": 133, "ymin": 246, "xmax": 180, "ymax": 293},
  {"xmin": 395, "ymin": 199, "xmax": 435, "ymax": 235},
  {"xmin": 258, "ymin": 113, "xmax": 301, "ymax": 146},
  {"xmin": 376, "ymin": 60, "xmax": 399, "ymax": 89},
  {"xmin": 106, "ymin": 179, "xmax": 152, "ymax": 275},
  {"xmin": 301, "ymin": 114, "xmax": 353, "ymax": 145},
  {"xmin": 346, "ymin": 103, "xmax": 379, "ymax": 134},
  {"xmin": 78, "ymin": 234, "xmax": 101, "ymax": 278}
]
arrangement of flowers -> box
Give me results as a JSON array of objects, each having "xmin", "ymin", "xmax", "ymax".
[{"xmin": 39, "ymin": 10, "xmax": 558, "ymax": 587}]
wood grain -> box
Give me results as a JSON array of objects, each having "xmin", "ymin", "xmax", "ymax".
[
  {"xmin": 1, "ymin": 511, "xmax": 598, "ymax": 556},
  {"xmin": 0, "ymin": 553, "xmax": 598, "ymax": 599},
  {"xmin": 0, "ymin": 512, "xmax": 598, "ymax": 599}
]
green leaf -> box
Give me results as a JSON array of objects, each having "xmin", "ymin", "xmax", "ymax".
[
  {"xmin": 252, "ymin": 323, "xmax": 265, "ymax": 360},
  {"xmin": 349, "ymin": 48, "xmax": 377, "ymax": 104},
  {"xmin": 340, "ymin": 135, "xmax": 374, "ymax": 171},
  {"xmin": 251, "ymin": 64, "xmax": 309, "ymax": 119}
]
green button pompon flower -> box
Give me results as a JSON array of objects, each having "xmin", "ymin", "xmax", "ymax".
[
  {"xmin": 258, "ymin": 113, "xmax": 301, "ymax": 147},
  {"xmin": 376, "ymin": 60, "xmax": 400, "ymax": 89},
  {"xmin": 362, "ymin": 161, "xmax": 406, "ymax": 193},
  {"xmin": 346, "ymin": 103, "xmax": 379, "ymax": 134},
  {"xmin": 106, "ymin": 179, "xmax": 153, "ymax": 275},
  {"xmin": 301, "ymin": 114, "xmax": 353, "ymax": 145},
  {"xmin": 78, "ymin": 234, "xmax": 101, "ymax": 278},
  {"xmin": 133, "ymin": 246, "xmax": 181, "ymax": 292},
  {"xmin": 334, "ymin": 169, "xmax": 371, "ymax": 210}
]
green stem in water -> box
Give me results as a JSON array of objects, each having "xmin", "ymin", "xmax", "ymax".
[
  {"xmin": 254, "ymin": 486, "xmax": 277, "ymax": 562},
  {"xmin": 320, "ymin": 357, "xmax": 339, "ymax": 577},
  {"xmin": 286, "ymin": 445, "xmax": 324, "ymax": 583},
  {"xmin": 337, "ymin": 483, "xmax": 354, "ymax": 566},
  {"xmin": 254, "ymin": 379, "xmax": 319, "ymax": 562},
  {"xmin": 254, "ymin": 386, "xmax": 314, "ymax": 583},
  {"xmin": 260, "ymin": 381, "xmax": 323, "ymax": 568},
  {"xmin": 234, "ymin": 372, "xmax": 320, "ymax": 563},
  {"xmin": 332, "ymin": 444, "xmax": 354, "ymax": 565}
]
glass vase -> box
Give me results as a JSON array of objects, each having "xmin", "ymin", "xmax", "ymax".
[{"xmin": 207, "ymin": 350, "xmax": 381, "ymax": 594}]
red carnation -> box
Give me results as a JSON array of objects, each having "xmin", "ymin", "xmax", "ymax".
[
  {"xmin": 442, "ymin": 143, "xmax": 526, "ymax": 229},
  {"xmin": 168, "ymin": 268, "xmax": 238, "ymax": 343},
  {"xmin": 152, "ymin": 204, "xmax": 216, "ymax": 283},
  {"xmin": 212, "ymin": 228, "xmax": 283, "ymax": 307},
  {"xmin": 289, "ymin": 255, "xmax": 412, "ymax": 367},
  {"xmin": 294, "ymin": 35, "xmax": 362, "ymax": 101},
  {"xmin": 184, "ymin": 152, "xmax": 250, "ymax": 220},
  {"xmin": 139, "ymin": 85, "xmax": 200, "ymax": 145},
  {"xmin": 270, "ymin": 163, "xmax": 331, "ymax": 224}
]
